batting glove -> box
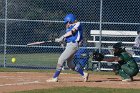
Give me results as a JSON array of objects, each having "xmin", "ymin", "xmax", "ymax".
[{"xmin": 55, "ymin": 35, "xmax": 65, "ymax": 42}]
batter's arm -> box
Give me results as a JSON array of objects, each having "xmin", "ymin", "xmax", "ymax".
[
  {"xmin": 63, "ymin": 22, "xmax": 80, "ymax": 37},
  {"xmin": 63, "ymin": 30, "xmax": 74, "ymax": 37}
]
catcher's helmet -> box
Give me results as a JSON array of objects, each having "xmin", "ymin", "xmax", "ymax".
[
  {"xmin": 113, "ymin": 42, "xmax": 122, "ymax": 49},
  {"xmin": 64, "ymin": 13, "xmax": 76, "ymax": 24}
]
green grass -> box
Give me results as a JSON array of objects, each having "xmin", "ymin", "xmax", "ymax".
[
  {"xmin": 0, "ymin": 53, "xmax": 60, "ymax": 66},
  {"xmin": 0, "ymin": 53, "xmax": 94, "ymax": 70},
  {"xmin": 12, "ymin": 87, "xmax": 140, "ymax": 93}
]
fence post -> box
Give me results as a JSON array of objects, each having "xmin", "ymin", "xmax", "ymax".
[
  {"xmin": 98, "ymin": 0, "xmax": 103, "ymax": 71},
  {"xmin": 4, "ymin": 0, "xmax": 8, "ymax": 68}
]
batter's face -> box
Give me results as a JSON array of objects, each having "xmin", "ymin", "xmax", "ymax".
[
  {"xmin": 65, "ymin": 22, "xmax": 72, "ymax": 28},
  {"xmin": 113, "ymin": 48, "xmax": 121, "ymax": 56},
  {"xmin": 113, "ymin": 48, "xmax": 119, "ymax": 53}
]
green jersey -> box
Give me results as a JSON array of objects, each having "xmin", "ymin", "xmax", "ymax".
[{"xmin": 119, "ymin": 52, "xmax": 139, "ymax": 69}]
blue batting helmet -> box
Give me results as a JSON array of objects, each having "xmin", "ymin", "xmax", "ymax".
[{"xmin": 64, "ymin": 13, "xmax": 76, "ymax": 24}]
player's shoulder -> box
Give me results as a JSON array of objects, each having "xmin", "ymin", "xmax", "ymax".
[
  {"xmin": 75, "ymin": 21, "xmax": 81, "ymax": 25},
  {"xmin": 73, "ymin": 22, "xmax": 81, "ymax": 28},
  {"xmin": 121, "ymin": 51, "xmax": 132, "ymax": 57}
]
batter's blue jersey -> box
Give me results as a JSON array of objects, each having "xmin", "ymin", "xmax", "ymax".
[{"xmin": 65, "ymin": 22, "xmax": 83, "ymax": 43}]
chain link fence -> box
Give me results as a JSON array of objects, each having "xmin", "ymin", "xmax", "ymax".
[{"xmin": 0, "ymin": 0, "xmax": 140, "ymax": 71}]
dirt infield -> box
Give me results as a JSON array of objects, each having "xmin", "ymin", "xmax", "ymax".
[{"xmin": 0, "ymin": 72, "xmax": 140, "ymax": 93}]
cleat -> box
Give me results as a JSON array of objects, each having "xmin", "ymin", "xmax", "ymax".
[
  {"xmin": 122, "ymin": 78, "xmax": 132, "ymax": 82},
  {"xmin": 83, "ymin": 72, "xmax": 89, "ymax": 82},
  {"xmin": 46, "ymin": 78, "xmax": 58, "ymax": 82}
]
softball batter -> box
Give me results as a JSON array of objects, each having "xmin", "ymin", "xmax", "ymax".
[{"xmin": 47, "ymin": 13, "xmax": 89, "ymax": 82}]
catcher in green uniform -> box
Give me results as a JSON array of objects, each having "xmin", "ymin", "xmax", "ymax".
[{"xmin": 93, "ymin": 42, "xmax": 139, "ymax": 82}]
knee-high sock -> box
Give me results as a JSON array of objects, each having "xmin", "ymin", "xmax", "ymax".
[
  {"xmin": 53, "ymin": 70, "xmax": 61, "ymax": 78},
  {"xmin": 75, "ymin": 65, "xmax": 84, "ymax": 76},
  {"xmin": 76, "ymin": 68, "xmax": 84, "ymax": 76}
]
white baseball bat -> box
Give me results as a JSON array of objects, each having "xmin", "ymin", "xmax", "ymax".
[{"xmin": 27, "ymin": 40, "xmax": 52, "ymax": 46}]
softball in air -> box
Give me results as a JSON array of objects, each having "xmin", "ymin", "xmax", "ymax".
[{"xmin": 11, "ymin": 57, "xmax": 16, "ymax": 63}]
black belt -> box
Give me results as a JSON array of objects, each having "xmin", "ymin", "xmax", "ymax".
[{"xmin": 67, "ymin": 41, "xmax": 79, "ymax": 43}]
